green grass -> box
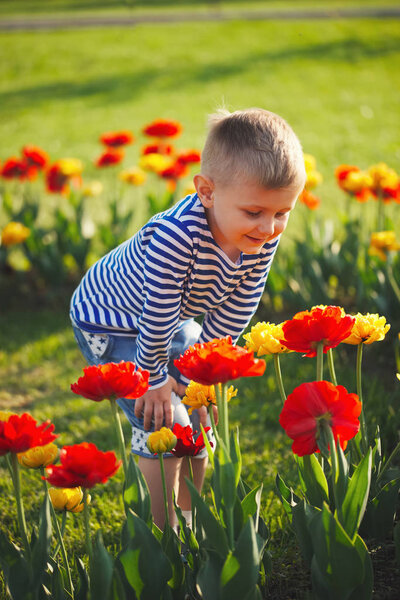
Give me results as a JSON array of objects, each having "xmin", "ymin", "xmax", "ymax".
[
  {"xmin": 0, "ymin": 16, "xmax": 399, "ymax": 231},
  {"xmin": 1, "ymin": 0, "xmax": 400, "ymax": 18}
]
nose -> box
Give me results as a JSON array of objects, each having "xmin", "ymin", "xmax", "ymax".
[{"xmin": 255, "ymin": 217, "xmax": 275, "ymax": 236}]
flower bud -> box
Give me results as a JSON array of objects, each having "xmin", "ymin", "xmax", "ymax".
[
  {"xmin": 18, "ymin": 442, "xmax": 59, "ymax": 468},
  {"xmin": 48, "ymin": 487, "xmax": 89, "ymax": 513},
  {"xmin": 147, "ymin": 427, "xmax": 177, "ymax": 454}
]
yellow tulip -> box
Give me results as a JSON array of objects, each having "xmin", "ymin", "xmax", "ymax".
[
  {"xmin": 182, "ymin": 381, "xmax": 237, "ymax": 414},
  {"xmin": 369, "ymin": 231, "xmax": 400, "ymax": 261},
  {"xmin": 243, "ymin": 321, "xmax": 291, "ymax": 356},
  {"xmin": 303, "ymin": 154, "xmax": 316, "ymax": 173},
  {"xmin": 368, "ymin": 163, "xmax": 398, "ymax": 192},
  {"xmin": 48, "ymin": 487, "xmax": 88, "ymax": 513},
  {"xmin": 139, "ymin": 153, "xmax": 172, "ymax": 174},
  {"xmin": 343, "ymin": 313, "xmax": 390, "ymax": 345},
  {"xmin": 305, "ymin": 170, "xmax": 323, "ymax": 190},
  {"xmin": 119, "ymin": 166, "xmax": 147, "ymax": 185},
  {"xmin": 341, "ymin": 170, "xmax": 372, "ymax": 193},
  {"xmin": 18, "ymin": 442, "xmax": 59, "ymax": 468},
  {"xmin": 57, "ymin": 158, "xmax": 83, "ymax": 177},
  {"xmin": 1, "ymin": 222, "xmax": 30, "ymax": 247},
  {"xmin": 146, "ymin": 427, "xmax": 177, "ymax": 454}
]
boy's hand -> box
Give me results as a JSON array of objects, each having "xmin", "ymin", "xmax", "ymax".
[
  {"xmin": 197, "ymin": 405, "xmax": 218, "ymax": 429},
  {"xmin": 134, "ymin": 376, "xmax": 177, "ymax": 431}
]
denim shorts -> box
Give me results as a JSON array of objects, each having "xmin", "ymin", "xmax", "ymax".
[{"xmin": 72, "ymin": 319, "xmax": 215, "ymax": 459}]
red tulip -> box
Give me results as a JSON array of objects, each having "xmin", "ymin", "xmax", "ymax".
[
  {"xmin": 142, "ymin": 119, "xmax": 182, "ymax": 139},
  {"xmin": 281, "ymin": 306, "xmax": 355, "ymax": 358},
  {"xmin": 71, "ymin": 361, "xmax": 149, "ymax": 402},
  {"xmin": 95, "ymin": 148, "xmax": 124, "ymax": 167},
  {"xmin": 0, "ymin": 413, "xmax": 57, "ymax": 456},
  {"xmin": 174, "ymin": 336, "xmax": 266, "ymax": 385},
  {"xmin": 141, "ymin": 143, "xmax": 174, "ymax": 156},
  {"xmin": 22, "ymin": 145, "xmax": 49, "ymax": 169},
  {"xmin": 44, "ymin": 442, "xmax": 121, "ymax": 488},
  {"xmin": 279, "ymin": 380, "xmax": 361, "ymax": 456},
  {"xmin": 100, "ymin": 130, "xmax": 134, "ymax": 148},
  {"xmin": 170, "ymin": 423, "xmax": 211, "ymax": 457},
  {"xmin": 46, "ymin": 164, "xmax": 69, "ymax": 193},
  {"xmin": 176, "ymin": 150, "xmax": 201, "ymax": 165},
  {"xmin": 159, "ymin": 160, "xmax": 188, "ymax": 181},
  {"xmin": 1, "ymin": 157, "xmax": 36, "ymax": 181}
]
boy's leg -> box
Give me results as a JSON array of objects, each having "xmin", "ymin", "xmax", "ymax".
[
  {"xmin": 138, "ymin": 455, "xmax": 182, "ymax": 530},
  {"xmin": 176, "ymin": 456, "xmax": 208, "ymax": 511}
]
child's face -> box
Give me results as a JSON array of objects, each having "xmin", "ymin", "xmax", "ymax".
[{"xmin": 195, "ymin": 177, "xmax": 301, "ymax": 262}]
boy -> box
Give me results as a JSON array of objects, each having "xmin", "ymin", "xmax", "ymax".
[{"xmin": 70, "ymin": 107, "xmax": 306, "ymax": 528}]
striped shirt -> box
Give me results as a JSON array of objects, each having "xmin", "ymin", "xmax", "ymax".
[{"xmin": 70, "ymin": 193, "xmax": 279, "ymax": 388}]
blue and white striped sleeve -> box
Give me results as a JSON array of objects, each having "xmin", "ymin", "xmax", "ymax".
[{"xmin": 134, "ymin": 219, "xmax": 193, "ymax": 389}]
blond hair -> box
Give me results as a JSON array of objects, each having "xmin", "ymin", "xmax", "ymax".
[{"xmin": 201, "ymin": 108, "xmax": 306, "ymax": 189}]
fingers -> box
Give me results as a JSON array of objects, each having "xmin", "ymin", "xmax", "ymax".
[
  {"xmin": 163, "ymin": 400, "xmax": 173, "ymax": 429},
  {"xmin": 134, "ymin": 397, "xmax": 144, "ymax": 420},
  {"xmin": 197, "ymin": 405, "xmax": 208, "ymax": 429},
  {"xmin": 177, "ymin": 383, "xmax": 187, "ymax": 397}
]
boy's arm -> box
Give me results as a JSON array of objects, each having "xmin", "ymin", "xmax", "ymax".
[{"xmin": 131, "ymin": 220, "xmax": 193, "ymax": 426}]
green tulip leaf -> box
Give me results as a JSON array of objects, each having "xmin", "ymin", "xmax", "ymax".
[
  {"xmin": 123, "ymin": 454, "xmax": 152, "ymax": 525},
  {"xmin": 342, "ymin": 449, "xmax": 372, "ymax": 540},
  {"xmin": 119, "ymin": 508, "xmax": 172, "ymax": 600},
  {"xmin": 360, "ymin": 477, "xmax": 400, "ymax": 541},
  {"xmin": 186, "ymin": 479, "xmax": 230, "ymax": 559},
  {"xmin": 31, "ymin": 493, "xmax": 52, "ymax": 591},
  {"xmin": 220, "ymin": 517, "xmax": 265, "ymax": 600},
  {"xmin": 90, "ymin": 530, "xmax": 115, "ymax": 600},
  {"xmin": 161, "ymin": 525, "xmax": 185, "ymax": 591},
  {"xmin": 297, "ymin": 454, "xmax": 329, "ymax": 508},
  {"xmin": 75, "ymin": 556, "xmax": 89, "ymax": 600},
  {"xmin": 310, "ymin": 503, "xmax": 365, "ymax": 594},
  {"xmin": 292, "ymin": 500, "xmax": 320, "ymax": 566}
]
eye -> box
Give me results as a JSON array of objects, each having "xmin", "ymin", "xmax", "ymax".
[
  {"xmin": 245, "ymin": 210, "xmax": 261, "ymax": 218},
  {"xmin": 276, "ymin": 211, "xmax": 289, "ymax": 219}
]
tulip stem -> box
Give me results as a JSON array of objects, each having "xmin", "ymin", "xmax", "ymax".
[
  {"xmin": 316, "ymin": 342, "xmax": 324, "ymax": 382},
  {"xmin": 83, "ymin": 488, "xmax": 93, "ymax": 564},
  {"xmin": 387, "ymin": 262, "xmax": 400, "ymax": 304},
  {"xmin": 186, "ymin": 456, "xmax": 194, "ymax": 532},
  {"xmin": 356, "ymin": 343, "xmax": 368, "ymax": 453},
  {"xmin": 10, "ymin": 453, "xmax": 31, "ymax": 559},
  {"xmin": 40, "ymin": 469, "xmax": 74, "ymax": 598},
  {"xmin": 377, "ymin": 192, "xmax": 384, "ymax": 231},
  {"xmin": 215, "ymin": 383, "xmax": 230, "ymax": 454},
  {"xmin": 158, "ymin": 453, "xmax": 170, "ymax": 529},
  {"xmin": 53, "ymin": 511, "xmax": 67, "ymax": 558},
  {"xmin": 109, "ymin": 399, "xmax": 128, "ymax": 477},
  {"xmin": 208, "ymin": 404, "xmax": 219, "ymax": 446},
  {"xmin": 327, "ymin": 348, "xmax": 337, "ymax": 386},
  {"xmin": 273, "ymin": 354, "xmax": 286, "ymax": 404},
  {"xmin": 325, "ymin": 425, "xmax": 343, "ymax": 524}
]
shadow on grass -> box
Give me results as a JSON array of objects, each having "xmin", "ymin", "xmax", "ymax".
[
  {"xmin": 0, "ymin": 307, "xmax": 71, "ymax": 353},
  {"xmin": 1, "ymin": 36, "xmax": 399, "ymax": 110}
]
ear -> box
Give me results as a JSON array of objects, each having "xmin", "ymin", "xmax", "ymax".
[{"xmin": 193, "ymin": 174, "xmax": 214, "ymax": 208}]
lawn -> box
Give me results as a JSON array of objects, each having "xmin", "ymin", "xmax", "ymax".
[
  {"xmin": 1, "ymin": 5, "xmax": 400, "ymax": 598},
  {"xmin": 0, "ymin": 13, "xmax": 399, "ymax": 219}
]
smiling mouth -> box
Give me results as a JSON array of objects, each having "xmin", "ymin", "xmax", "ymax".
[{"xmin": 246, "ymin": 235, "xmax": 265, "ymax": 243}]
